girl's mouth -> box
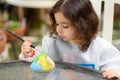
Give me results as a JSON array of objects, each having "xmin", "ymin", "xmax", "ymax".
[{"xmin": 59, "ymin": 35, "xmax": 65, "ymax": 39}]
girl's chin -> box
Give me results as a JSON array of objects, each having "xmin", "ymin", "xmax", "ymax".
[
  {"xmin": 59, "ymin": 36, "xmax": 69, "ymax": 41},
  {"xmin": 62, "ymin": 38, "xmax": 69, "ymax": 41}
]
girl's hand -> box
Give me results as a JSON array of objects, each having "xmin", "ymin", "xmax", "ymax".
[
  {"xmin": 21, "ymin": 40, "xmax": 34, "ymax": 58},
  {"xmin": 103, "ymin": 69, "xmax": 120, "ymax": 79}
]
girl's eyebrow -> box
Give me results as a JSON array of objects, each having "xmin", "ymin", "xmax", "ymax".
[{"xmin": 56, "ymin": 22, "xmax": 72, "ymax": 25}]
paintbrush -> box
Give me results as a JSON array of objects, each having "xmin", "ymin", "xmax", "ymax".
[{"xmin": 5, "ymin": 29, "xmax": 35, "ymax": 48}]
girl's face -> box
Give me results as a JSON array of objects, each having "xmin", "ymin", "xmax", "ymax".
[{"xmin": 55, "ymin": 11, "xmax": 77, "ymax": 41}]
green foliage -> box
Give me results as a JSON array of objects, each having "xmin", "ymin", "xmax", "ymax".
[
  {"xmin": 0, "ymin": 24, "xmax": 2, "ymax": 29},
  {"xmin": 114, "ymin": 20, "xmax": 120, "ymax": 29},
  {"xmin": 113, "ymin": 29, "xmax": 120, "ymax": 40},
  {"xmin": 0, "ymin": 0, "xmax": 5, "ymax": 3},
  {"xmin": 7, "ymin": 22, "xmax": 20, "ymax": 30},
  {"xmin": 9, "ymin": 41, "xmax": 21, "ymax": 60}
]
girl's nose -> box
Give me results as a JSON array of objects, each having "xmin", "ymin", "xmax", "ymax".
[{"xmin": 56, "ymin": 26, "xmax": 62, "ymax": 34}]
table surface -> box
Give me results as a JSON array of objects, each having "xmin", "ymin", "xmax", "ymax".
[
  {"xmin": 0, "ymin": 60, "xmax": 111, "ymax": 80},
  {"xmin": 5, "ymin": 0, "xmax": 57, "ymax": 8}
]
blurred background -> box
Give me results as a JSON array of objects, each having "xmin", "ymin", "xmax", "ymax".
[{"xmin": 0, "ymin": 0, "xmax": 120, "ymax": 62}]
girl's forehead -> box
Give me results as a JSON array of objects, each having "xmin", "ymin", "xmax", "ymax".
[{"xmin": 55, "ymin": 11, "xmax": 72, "ymax": 24}]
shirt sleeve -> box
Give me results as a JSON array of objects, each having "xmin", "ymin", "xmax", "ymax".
[
  {"xmin": 41, "ymin": 36, "xmax": 60, "ymax": 61},
  {"xmin": 100, "ymin": 46, "xmax": 120, "ymax": 74}
]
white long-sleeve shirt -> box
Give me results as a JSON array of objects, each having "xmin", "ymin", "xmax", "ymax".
[{"xmin": 19, "ymin": 36, "xmax": 120, "ymax": 73}]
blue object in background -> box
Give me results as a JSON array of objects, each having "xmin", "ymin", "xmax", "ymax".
[{"xmin": 76, "ymin": 64, "xmax": 95, "ymax": 69}]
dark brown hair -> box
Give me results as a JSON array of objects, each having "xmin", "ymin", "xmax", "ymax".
[{"xmin": 49, "ymin": 0, "xmax": 99, "ymax": 52}]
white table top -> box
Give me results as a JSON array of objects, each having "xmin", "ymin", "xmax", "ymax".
[{"xmin": 5, "ymin": 0, "xmax": 57, "ymax": 8}]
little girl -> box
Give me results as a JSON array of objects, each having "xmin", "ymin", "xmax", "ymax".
[{"xmin": 19, "ymin": 0, "xmax": 120, "ymax": 79}]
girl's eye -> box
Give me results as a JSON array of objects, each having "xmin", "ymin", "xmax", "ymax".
[
  {"xmin": 62, "ymin": 24, "xmax": 69, "ymax": 28},
  {"xmin": 55, "ymin": 23, "xmax": 70, "ymax": 28}
]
